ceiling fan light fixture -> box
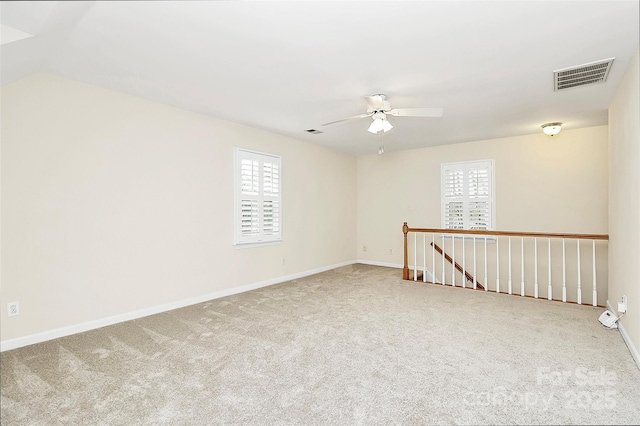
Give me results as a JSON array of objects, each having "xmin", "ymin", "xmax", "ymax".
[
  {"xmin": 542, "ymin": 122, "xmax": 563, "ymax": 136},
  {"xmin": 367, "ymin": 117, "xmax": 393, "ymax": 134},
  {"xmin": 367, "ymin": 118, "xmax": 383, "ymax": 134}
]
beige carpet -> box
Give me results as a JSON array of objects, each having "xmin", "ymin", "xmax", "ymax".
[{"xmin": 2, "ymin": 264, "xmax": 639, "ymax": 425}]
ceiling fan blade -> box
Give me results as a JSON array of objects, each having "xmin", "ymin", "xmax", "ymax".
[
  {"xmin": 322, "ymin": 112, "xmax": 372, "ymax": 126},
  {"xmin": 387, "ymin": 107, "xmax": 444, "ymax": 118}
]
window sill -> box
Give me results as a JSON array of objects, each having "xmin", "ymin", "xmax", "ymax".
[{"xmin": 233, "ymin": 240, "xmax": 282, "ymax": 249}]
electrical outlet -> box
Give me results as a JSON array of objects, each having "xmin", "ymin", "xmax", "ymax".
[
  {"xmin": 618, "ymin": 295, "xmax": 628, "ymax": 314},
  {"xmin": 363, "ymin": 246, "xmax": 367, "ymax": 252},
  {"xmin": 282, "ymin": 258, "xmax": 286, "ymax": 266},
  {"xmin": 389, "ymin": 248, "xmax": 393, "ymax": 255},
  {"xmin": 7, "ymin": 301, "xmax": 19, "ymax": 317}
]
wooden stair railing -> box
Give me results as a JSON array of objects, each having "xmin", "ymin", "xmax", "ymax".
[
  {"xmin": 430, "ymin": 241, "xmax": 484, "ymax": 290},
  {"xmin": 402, "ymin": 222, "xmax": 609, "ymax": 306}
]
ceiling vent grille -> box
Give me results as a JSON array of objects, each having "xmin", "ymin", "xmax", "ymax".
[{"xmin": 554, "ymin": 58, "xmax": 614, "ymax": 91}]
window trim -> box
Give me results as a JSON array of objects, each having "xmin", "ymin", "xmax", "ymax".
[{"xmin": 233, "ymin": 147, "xmax": 282, "ymax": 246}]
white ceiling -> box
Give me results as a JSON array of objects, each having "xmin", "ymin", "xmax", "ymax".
[{"xmin": 1, "ymin": 1, "xmax": 638, "ymax": 155}]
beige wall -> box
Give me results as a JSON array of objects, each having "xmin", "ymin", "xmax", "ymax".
[
  {"xmin": 358, "ymin": 126, "xmax": 609, "ymax": 258},
  {"xmin": 1, "ymin": 73, "xmax": 357, "ymax": 343},
  {"xmin": 608, "ymin": 48, "xmax": 640, "ymax": 361},
  {"xmin": 1, "ymin": 68, "xmax": 631, "ymax": 349},
  {"xmin": 357, "ymin": 126, "xmax": 609, "ymax": 304}
]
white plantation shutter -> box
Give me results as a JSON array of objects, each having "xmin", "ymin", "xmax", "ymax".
[
  {"xmin": 262, "ymin": 161, "xmax": 280, "ymax": 236},
  {"xmin": 441, "ymin": 160, "xmax": 494, "ymax": 230},
  {"xmin": 240, "ymin": 158, "xmax": 260, "ymax": 237},
  {"xmin": 467, "ymin": 165, "xmax": 491, "ymax": 230},
  {"xmin": 443, "ymin": 168, "xmax": 465, "ymax": 229},
  {"xmin": 235, "ymin": 148, "xmax": 282, "ymax": 245}
]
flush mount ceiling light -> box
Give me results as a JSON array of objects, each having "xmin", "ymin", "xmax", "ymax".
[
  {"xmin": 542, "ymin": 122, "xmax": 562, "ymax": 136},
  {"xmin": 367, "ymin": 112, "xmax": 393, "ymax": 134}
]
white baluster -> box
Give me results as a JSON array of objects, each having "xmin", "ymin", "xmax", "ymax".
[
  {"xmin": 432, "ymin": 233, "xmax": 436, "ymax": 283},
  {"xmin": 423, "ymin": 233, "xmax": 427, "ymax": 283},
  {"xmin": 534, "ymin": 237, "xmax": 538, "ymax": 299},
  {"xmin": 562, "ymin": 239, "xmax": 566, "ymax": 303},
  {"xmin": 473, "ymin": 236, "xmax": 477, "ymax": 290},
  {"xmin": 462, "ymin": 236, "xmax": 466, "ymax": 288},
  {"xmin": 484, "ymin": 237, "xmax": 488, "ymax": 291},
  {"xmin": 452, "ymin": 236, "xmax": 456, "ymax": 287},
  {"xmin": 442, "ymin": 235, "xmax": 445, "ymax": 285},
  {"xmin": 508, "ymin": 236, "xmax": 512, "ymax": 295},
  {"xmin": 592, "ymin": 240, "xmax": 597, "ymax": 307},
  {"xmin": 577, "ymin": 239, "xmax": 582, "ymax": 305},
  {"xmin": 520, "ymin": 238, "xmax": 525, "ymax": 297},
  {"xmin": 496, "ymin": 237, "xmax": 500, "ymax": 293},
  {"xmin": 414, "ymin": 232, "xmax": 417, "ymax": 281},
  {"xmin": 547, "ymin": 238, "xmax": 552, "ymax": 301}
]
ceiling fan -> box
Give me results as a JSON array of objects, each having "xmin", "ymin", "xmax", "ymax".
[{"xmin": 322, "ymin": 94, "xmax": 444, "ymax": 134}]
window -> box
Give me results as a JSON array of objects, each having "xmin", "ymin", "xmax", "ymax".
[
  {"xmin": 234, "ymin": 148, "xmax": 281, "ymax": 245},
  {"xmin": 441, "ymin": 160, "xmax": 494, "ymax": 230}
]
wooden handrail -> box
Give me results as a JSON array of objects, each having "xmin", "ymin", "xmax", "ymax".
[
  {"xmin": 430, "ymin": 242, "xmax": 484, "ymax": 290},
  {"xmin": 403, "ymin": 223, "xmax": 609, "ymax": 240}
]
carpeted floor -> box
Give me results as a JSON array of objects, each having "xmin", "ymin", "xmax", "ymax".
[{"xmin": 2, "ymin": 264, "xmax": 639, "ymax": 425}]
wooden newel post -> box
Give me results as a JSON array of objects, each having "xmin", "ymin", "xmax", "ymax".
[{"xmin": 402, "ymin": 222, "xmax": 409, "ymax": 280}]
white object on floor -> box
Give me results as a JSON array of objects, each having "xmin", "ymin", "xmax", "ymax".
[{"xmin": 599, "ymin": 309, "xmax": 619, "ymax": 329}]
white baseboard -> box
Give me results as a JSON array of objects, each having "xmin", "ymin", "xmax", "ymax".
[
  {"xmin": 618, "ymin": 322, "xmax": 640, "ymax": 370},
  {"xmin": 606, "ymin": 300, "xmax": 640, "ymax": 370},
  {"xmin": 356, "ymin": 259, "xmax": 403, "ymax": 269},
  {"xmin": 356, "ymin": 259, "xmax": 437, "ymax": 283},
  {"xmin": 0, "ymin": 260, "xmax": 357, "ymax": 352}
]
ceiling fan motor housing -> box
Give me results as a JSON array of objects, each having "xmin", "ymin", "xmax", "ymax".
[
  {"xmin": 371, "ymin": 111, "xmax": 387, "ymax": 121},
  {"xmin": 366, "ymin": 94, "xmax": 391, "ymax": 113}
]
